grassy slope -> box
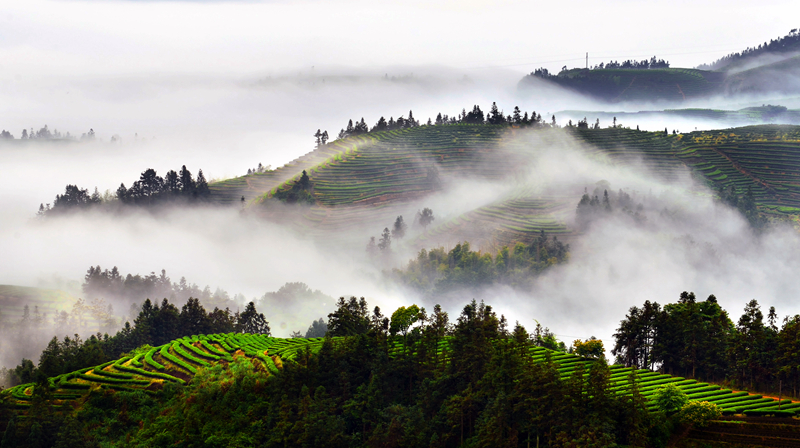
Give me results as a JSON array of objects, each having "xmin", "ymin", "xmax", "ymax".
[{"xmin": 4, "ymin": 334, "xmax": 795, "ymax": 418}]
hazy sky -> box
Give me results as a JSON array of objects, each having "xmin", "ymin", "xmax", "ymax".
[
  {"xmin": 1, "ymin": 0, "xmax": 796, "ymax": 76},
  {"xmin": 2, "ymin": 0, "xmax": 800, "ymax": 356}
]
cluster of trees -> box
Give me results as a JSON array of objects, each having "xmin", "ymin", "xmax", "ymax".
[
  {"xmin": 576, "ymin": 185, "xmax": 647, "ymax": 229},
  {"xmin": 332, "ymin": 103, "xmax": 555, "ymax": 143},
  {"xmin": 613, "ymin": 291, "xmax": 800, "ymax": 397},
  {"xmin": 0, "ymin": 125, "xmax": 96, "ymax": 141},
  {"xmin": 1, "ymin": 297, "xmax": 271, "ymax": 388},
  {"xmin": 592, "ymin": 57, "xmax": 670, "ymax": 70},
  {"xmin": 2, "ymin": 297, "xmax": 674, "ymax": 447},
  {"xmin": 532, "ymin": 56, "xmax": 670, "ymax": 79},
  {"xmin": 392, "ymin": 234, "xmax": 569, "ymax": 297},
  {"xmin": 272, "ymin": 170, "xmax": 314, "ymax": 204},
  {"xmin": 366, "ymin": 209, "xmax": 434, "ymax": 257},
  {"xmin": 82, "ymin": 265, "xmax": 244, "ymax": 311},
  {"xmin": 246, "ymin": 162, "xmax": 271, "ymax": 176},
  {"xmin": 38, "ymin": 165, "xmax": 210, "ymax": 216},
  {"xmin": 717, "ymin": 184, "xmax": 767, "ymax": 230},
  {"xmin": 698, "ymin": 28, "xmax": 800, "ymax": 71}
]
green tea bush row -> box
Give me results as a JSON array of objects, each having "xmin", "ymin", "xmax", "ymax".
[
  {"xmin": 721, "ymin": 398, "xmax": 778, "ymax": 411},
  {"xmin": 173, "ymin": 342, "xmax": 211, "ymax": 367},
  {"xmin": 131, "ymin": 354, "xmax": 144, "ymax": 368},
  {"xmin": 146, "ymin": 346, "xmax": 165, "ymax": 370},
  {"xmin": 77, "ymin": 373, "xmax": 150, "ymax": 386},
  {"xmin": 160, "ymin": 344, "xmax": 197, "ymax": 374},
  {"xmin": 708, "ymin": 394, "xmax": 762, "ymax": 406},
  {"xmin": 744, "ymin": 409, "xmax": 797, "ymax": 417},
  {"xmin": 200, "ymin": 339, "xmax": 232, "ymax": 359},
  {"xmin": 687, "ymin": 389, "xmax": 732, "ymax": 400},
  {"xmin": 179, "ymin": 339, "xmax": 220, "ymax": 361},
  {"xmin": 91, "ymin": 367, "xmax": 134, "ymax": 380},
  {"xmin": 113, "ymin": 359, "xmax": 185, "ymax": 384}
]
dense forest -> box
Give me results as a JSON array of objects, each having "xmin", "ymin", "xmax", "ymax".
[
  {"xmin": 613, "ymin": 291, "xmax": 800, "ymax": 399},
  {"xmin": 0, "ymin": 297, "xmax": 713, "ymax": 448}
]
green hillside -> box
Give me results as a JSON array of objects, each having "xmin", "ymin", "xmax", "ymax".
[
  {"xmin": 206, "ymin": 124, "xmax": 800, "ymax": 251},
  {"xmin": 5, "ymin": 333, "xmax": 796, "ymax": 415},
  {"xmin": 519, "ymin": 68, "xmax": 725, "ymax": 102}
]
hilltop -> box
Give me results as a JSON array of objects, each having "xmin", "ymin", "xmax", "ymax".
[{"xmin": 519, "ymin": 29, "xmax": 800, "ymax": 102}]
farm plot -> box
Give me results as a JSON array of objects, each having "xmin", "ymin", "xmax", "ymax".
[{"xmin": 3, "ymin": 334, "xmax": 324, "ymax": 409}]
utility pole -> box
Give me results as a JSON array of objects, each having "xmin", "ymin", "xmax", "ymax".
[{"xmin": 586, "ymin": 52, "xmax": 588, "ymax": 69}]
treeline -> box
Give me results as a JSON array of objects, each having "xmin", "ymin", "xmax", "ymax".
[
  {"xmin": 576, "ymin": 186, "xmax": 648, "ymax": 229},
  {"xmin": 82, "ymin": 265, "xmax": 244, "ymax": 311},
  {"xmin": 0, "ymin": 125, "xmax": 97, "ymax": 141},
  {"xmin": 332, "ymin": 102, "xmax": 554, "ymax": 142},
  {"xmin": 1, "ymin": 297, "xmax": 271, "ymax": 388},
  {"xmin": 698, "ymin": 28, "xmax": 800, "ymax": 71},
  {"xmin": 531, "ymin": 56, "xmax": 670, "ymax": 79},
  {"xmin": 37, "ymin": 165, "xmax": 210, "ymax": 216},
  {"xmin": 613, "ymin": 291, "xmax": 800, "ymax": 397},
  {"xmin": 2, "ymin": 298, "xmax": 679, "ymax": 448},
  {"xmin": 391, "ymin": 235, "xmax": 569, "ymax": 297}
]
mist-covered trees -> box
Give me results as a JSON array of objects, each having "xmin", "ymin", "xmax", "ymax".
[
  {"xmin": 576, "ymin": 185, "xmax": 647, "ymax": 229},
  {"xmin": 328, "ymin": 102, "xmax": 552, "ymax": 143},
  {"xmin": 698, "ymin": 28, "xmax": 800, "ymax": 71},
  {"xmin": 392, "ymin": 236, "xmax": 569, "ymax": 297},
  {"xmin": 39, "ymin": 165, "xmax": 211, "ymax": 216},
  {"xmin": 272, "ymin": 170, "xmax": 314, "ymax": 204}
]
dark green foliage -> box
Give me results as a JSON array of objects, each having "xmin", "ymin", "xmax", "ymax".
[
  {"xmin": 304, "ymin": 318, "xmax": 328, "ymax": 338},
  {"xmin": 237, "ymin": 301, "xmax": 271, "ymax": 335},
  {"xmin": 392, "ymin": 239, "xmax": 569, "ymax": 297},
  {"xmin": 273, "ymin": 170, "xmax": 315, "ymax": 204},
  {"xmin": 327, "ymin": 296, "xmax": 371, "ymax": 336},
  {"xmin": 43, "ymin": 165, "xmax": 210, "ymax": 216},
  {"xmin": 1, "ymin": 418, "xmax": 16, "ymax": 448}
]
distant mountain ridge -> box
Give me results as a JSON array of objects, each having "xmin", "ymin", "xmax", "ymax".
[{"xmin": 519, "ymin": 29, "xmax": 800, "ymax": 102}]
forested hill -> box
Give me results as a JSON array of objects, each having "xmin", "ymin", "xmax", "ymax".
[
  {"xmin": 3, "ymin": 302, "xmax": 799, "ymax": 447},
  {"xmin": 519, "ymin": 29, "xmax": 800, "ymax": 102}
]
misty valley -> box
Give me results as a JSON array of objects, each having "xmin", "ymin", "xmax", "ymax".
[{"xmin": 5, "ymin": 8, "xmax": 800, "ymax": 447}]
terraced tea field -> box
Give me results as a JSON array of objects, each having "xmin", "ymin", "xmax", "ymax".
[
  {"xmin": 678, "ymin": 126, "xmax": 800, "ymax": 214},
  {"xmin": 7, "ymin": 333, "xmax": 798, "ymax": 420},
  {"xmin": 4, "ymin": 334, "xmax": 324, "ymax": 410},
  {"xmin": 206, "ymin": 124, "xmax": 800, "ymax": 252}
]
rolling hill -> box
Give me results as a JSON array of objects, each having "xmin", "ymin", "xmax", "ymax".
[{"xmin": 207, "ymin": 124, "xmax": 800, "ymax": 254}]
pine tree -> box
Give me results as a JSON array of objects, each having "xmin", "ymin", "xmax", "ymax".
[{"xmin": 392, "ymin": 215, "xmax": 407, "ymax": 239}]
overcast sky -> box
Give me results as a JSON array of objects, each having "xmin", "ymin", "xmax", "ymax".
[{"xmin": 1, "ymin": 0, "xmax": 797, "ymax": 77}]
